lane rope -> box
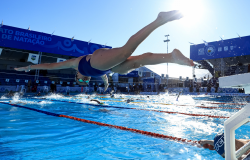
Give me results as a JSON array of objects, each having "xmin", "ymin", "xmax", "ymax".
[
  {"xmin": 97, "ymin": 96, "xmax": 249, "ymax": 105},
  {"xmin": 0, "ymin": 101, "xmax": 203, "ymax": 147},
  {"xmin": 33, "ymin": 98, "xmax": 230, "ymax": 119},
  {"xmin": 98, "ymin": 99, "xmax": 241, "ymax": 110}
]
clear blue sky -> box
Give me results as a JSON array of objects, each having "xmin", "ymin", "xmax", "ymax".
[{"xmin": 1, "ymin": 0, "xmax": 250, "ymax": 78}]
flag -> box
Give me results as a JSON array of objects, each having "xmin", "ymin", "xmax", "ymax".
[
  {"xmin": 219, "ymin": 36, "xmax": 223, "ymax": 42},
  {"xmin": 179, "ymin": 76, "xmax": 182, "ymax": 81},
  {"xmin": 57, "ymin": 58, "xmax": 66, "ymax": 63},
  {"xmin": 88, "ymin": 39, "xmax": 91, "ymax": 45},
  {"xmin": 237, "ymin": 33, "xmax": 241, "ymax": 39},
  {"xmin": 150, "ymin": 72, "xmax": 154, "ymax": 78},
  {"xmin": 161, "ymin": 74, "xmax": 165, "ymax": 79},
  {"xmin": 202, "ymin": 40, "xmax": 208, "ymax": 46},
  {"xmin": 27, "ymin": 53, "xmax": 39, "ymax": 64},
  {"xmin": 138, "ymin": 71, "xmax": 142, "ymax": 77}
]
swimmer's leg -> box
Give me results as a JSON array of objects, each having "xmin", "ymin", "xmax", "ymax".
[
  {"xmin": 90, "ymin": 11, "xmax": 183, "ymax": 70},
  {"xmin": 111, "ymin": 49, "xmax": 194, "ymax": 74}
]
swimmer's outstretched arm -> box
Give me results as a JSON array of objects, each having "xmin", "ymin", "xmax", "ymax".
[
  {"xmin": 90, "ymin": 99, "xmax": 101, "ymax": 104},
  {"xmin": 14, "ymin": 57, "xmax": 79, "ymax": 72}
]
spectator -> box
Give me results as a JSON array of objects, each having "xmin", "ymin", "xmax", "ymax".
[
  {"xmin": 31, "ymin": 83, "xmax": 38, "ymax": 92},
  {"xmin": 215, "ymin": 81, "xmax": 219, "ymax": 93},
  {"xmin": 207, "ymin": 80, "xmax": 211, "ymax": 92},
  {"xmin": 196, "ymin": 84, "xmax": 200, "ymax": 92},
  {"xmin": 139, "ymin": 83, "xmax": 143, "ymax": 92},
  {"xmin": 27, "ymin": 80, "xmax": 32, "ymax": 92},
  {"xmin": 94, "ymin": 84, "xmax": 98, "ymax": 92},
  {"xmin": 50, "ymin": 83, "xmax": 56, "ymax": 93},
  {"xmin": 129, "ymin": 84, "xmax": 132, "ymax": 92}
]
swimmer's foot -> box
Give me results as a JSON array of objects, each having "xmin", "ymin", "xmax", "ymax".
[
  {"xmin": 156, "ymin": 10, "xmax": 183, "ymax": 25},
  {"xmin": 171, "ymin": 49, "xmax": 194, "ymax": 66}
]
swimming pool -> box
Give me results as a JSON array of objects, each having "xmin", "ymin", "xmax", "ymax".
[{"xmin": 0, "ymin": 93, "xmax": 250, "ymax": 159}]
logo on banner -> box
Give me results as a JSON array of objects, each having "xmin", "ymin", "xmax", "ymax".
[
  {"xmin": 205, "ymin": 45, "xmax": 216, "ymax": 56},
  {"xmin": 31, "ymin": 55, "xmax": 36, "ymax": 60},
  {"xmin": 198, "ymin": 48, "xmax": 204, "ymax": 55},
  {"xmin": 28, "ymin": 53, "xmax": 39, "ymax": 64}
]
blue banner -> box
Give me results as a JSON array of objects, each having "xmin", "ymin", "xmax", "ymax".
[
  {"xmin": 0, "ymin": 25, "xmax": 112, "ymax": 57},
  {"xmin": 190, "ymin": 35, "xmax": 250, "ymax": 61},
  {"xmin": 143, "ymin": 78, "xmax": 154, "ymax": 83},
  {"xmin": 119, "ymin": 71, "xmax": 139, "ymax": 77}
]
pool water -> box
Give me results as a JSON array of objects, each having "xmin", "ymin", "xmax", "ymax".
[{"xmin": 0, "ymin": 93, "xmax": 250, "ymax": 160}]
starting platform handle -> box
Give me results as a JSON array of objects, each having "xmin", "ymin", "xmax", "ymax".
[{"xmin": 224, "ymin": 103, "xmax": 250, "ymax": 160}]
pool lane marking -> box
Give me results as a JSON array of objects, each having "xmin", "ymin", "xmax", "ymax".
[
  {"xmin": 32, "ymin": 98, "xmax": 230, "ymax": 119},
  {"xmin": 78, "ymin": 96, "xmax": 248, "ymax": 105},
  {"xmin": 97, "ymin": 97, "xmax": 248, "ymax": 105},
  {"xmin": 0, "ymin": 101, "xmax": 203, "ymax": 147},
  {"xmin": 98, "ymin": 99, "xmax": 241, "ymax": 110},
  {"xmin": 206, "ymin": 102, "xmax": 246, "ymax": 105}
]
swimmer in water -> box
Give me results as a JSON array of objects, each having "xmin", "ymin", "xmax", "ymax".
[
  {"xmin": 9, "ymin": 100, "xmax": 27, "ymax": 105},
  {"xmin": 90, "ymin": 99, "xmax": 104, "ymax": 105},
  {"xmin": 199, "ymin": 133, "xmax": 250, "ymax": 159},
  {"xmin": 126, "ymin": 98, "xmax": 134, "ymax": 103},
  {"xmin": 14, "ymin": 11, "xmax": 194, "ymax": 92},
  {"xmin": 88, "ymin": 107, "xmax": 109, "ymax": 112}
]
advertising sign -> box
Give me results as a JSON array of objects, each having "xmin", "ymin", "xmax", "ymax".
[
  {"xmin": 190, "ymin": 35, "xmax": 250, "ymax": 61},
  {"xmin": 0, "ymin": 25, "xmax": 112, "ymax": 57}
]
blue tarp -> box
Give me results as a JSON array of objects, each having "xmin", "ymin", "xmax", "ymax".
[
  {"xmin": 190, "ymin": 35, "xmax": 250, "ymax": 61},
  {"xmin": 0, "ymin": 25, "xmax": 112, "ymax": 57}
]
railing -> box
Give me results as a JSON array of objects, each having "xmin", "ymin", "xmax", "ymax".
[{"xmin": 224, "ymin": 103, "xmax": 250, "ymax": 160}]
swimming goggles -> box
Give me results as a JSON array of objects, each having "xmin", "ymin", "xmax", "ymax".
[
  {"xmin": 78, "ymin": 79, "xmax": 89, "ymax": 84},
  {"xmin": 75, "ymin": 72, "xmax": 90, "ymax": 85}
]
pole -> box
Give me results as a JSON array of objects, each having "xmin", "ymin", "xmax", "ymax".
[
  {"xmin": 164, "ymin": 35, "xmax": 170, "ymax": 88},
  {"xmin": 35, "ymin": 52, "xmax": 42, "ymax": 80}
]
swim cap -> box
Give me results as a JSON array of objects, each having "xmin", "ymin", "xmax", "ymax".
[{"xmin": 214, "ymin": 133, "xmax": 225, "ymax": 157}]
